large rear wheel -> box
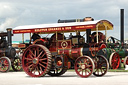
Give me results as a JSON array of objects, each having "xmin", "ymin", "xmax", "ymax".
[{"xmin": 22, "ymin": 44, "xmax": 52, "ymax": 77}]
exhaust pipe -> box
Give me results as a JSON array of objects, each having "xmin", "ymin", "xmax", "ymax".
[
  {"xmin": 120, "ymin": 9, "xmax": 124, "ymax": 44},
  {"xmin": 6, "ymin": 28, "xmax": 12, "ymax": 47}
]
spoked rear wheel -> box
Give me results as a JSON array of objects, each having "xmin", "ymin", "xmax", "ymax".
[
  {"xmin": 0, "ymin": 57, "xmax": 11, "ymax": 72},
  {"xmin": 109, "ymin": 52, "xmax": 120, "ymax": 69},
  {"xmin": 22, "ymin": 44, "xmax": 52, "ymax": 77},
  {"xmin": 75, "ymin": 56, "xmax": 94, "ymax": 78},
  {"xmin": 12, "ymin": 57, "xmax": 22, "ymax": 71},
  {"xmin": 93, "ymin": 55, "xmax": 109, "ymax": 77}
]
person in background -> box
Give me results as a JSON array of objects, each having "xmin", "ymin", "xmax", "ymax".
[{"xmin": 31, "ymin": 33, "xmax": 41, "ymax": 42}]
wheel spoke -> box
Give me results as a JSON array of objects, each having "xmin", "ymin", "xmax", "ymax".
[
  {"xmin": 42, "ymin": 62, "xmax": 47, "ymax": 65},
  {"xmin": 4, "ymin": 64, "xmax": 9, "ymax": 66},
  {"xmin": 28, "ymin": 63, "xmax": 34, "ymax": 68},
  {"xmin": 29, "ymin": 49, "xmax": 36, "ymax": 58},
  {"xmin": 84, "ymin": 59, "xmax": 87, "ymax": 64},
  {"xmin": 29, "ymin": 54, "xmax": 34, "ymax": 59},
  {"xmin": 39, "ymin": 58, "xmax": 47, "ymax": 61},
  {"xmin": 24, "ymin": 58, "xmax": 32, "ymax": 61},
  {"xmin": 40, "ymin": 66, "xmax": 43, "ymax": 72},
  {"xmin": 85, "ymin": 69, "xmax": 90, "ymax": 74},
  {"xmin": 36, "ymin": 47, "xmax": 39, "ymax": 55},
  {"xmin": 36, "ymin": 66, "xmax": 40, "ymax": 75},
  {"xmin": 78, "ymin": 69, "xmax": 83, "ymax": 72},
  {"xmin": 26, "ymin": 61, "xmax": 32, "ymax": 65},
  {"xmin": 39, "ymin": 63, "xmax": 46, "ymax": 68},
  {"xmin": 86, "ymin": 65, "xmax": 92, "ymax": 67},
  {"xmin": 35, "ymin": 49, "xmax": 37, "ymax": 57},
  {"xmin": 40, "ymin": 52, "xmax": 46, "ymax": 58},
  {"xmin": 37, "ymin": 51, "xmax": 43, "ymax": 58},
  {"xmin": 33, "ymin": 67, "xmax": 36, "ymax": 74}
]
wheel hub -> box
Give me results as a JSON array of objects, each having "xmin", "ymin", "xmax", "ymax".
[
  {"xmin": 32, "ymin": 58, "xmax": 39, "ymax": 64},
  {"xmin": 2, "ymin": 64, "xmax": 5, "ymax": 66},
  {"xmin": 81, "ymin": 65, "xmax": 86, "ymax": 69}
]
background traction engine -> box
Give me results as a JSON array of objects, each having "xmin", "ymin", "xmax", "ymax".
[
  {"xmin": 22, "ymin": 32, "xmax": 109, "ymax": 78},
  {"xmin": 99, "ymin": 36, "xmax": 128, "ymax": 69},
  {"xmin": 0, "ymin": 28, "xmax": 22, "ymax": 72},
  {"xmin": 98, "ymin": 9, "xmax": 128, "ymax": 69}
]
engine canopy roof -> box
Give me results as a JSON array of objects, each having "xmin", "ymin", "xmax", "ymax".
[{"xmin": 13, "ymin": 20, "xmax": 113, "ymax": 34}]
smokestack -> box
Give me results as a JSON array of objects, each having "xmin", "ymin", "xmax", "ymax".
[
  {"xmin": 86, "ymin": 29, "xmax": 91, "ymax": 43},
  {"xmin": 6, "ymin": 28, "xmax": 12, "ymax": 47},
  {"xmin": 120, "ymin": 9, "xmax": 124, "ymax": 44}
]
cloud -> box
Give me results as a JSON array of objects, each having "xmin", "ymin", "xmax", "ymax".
[
  {"xmin": 0, "ymin": 0, "xmax": 128, "ymax": 41},
  {"xmin": 0, "ymin": 17, "xmax": 17, "ymax": 31}
]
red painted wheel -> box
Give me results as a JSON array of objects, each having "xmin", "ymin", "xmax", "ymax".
[
  {"xmin": 12, "ymin": 57, "xmax": 22, "ymax": 71},
  {"xmin": 109, "ymin": 52, "xmax": 120, "ymax": 69},
  {"xmin": 75, "ymin": 56, "xmax": 94, "ymax": 78},
  {"xmin": 124, "ymin": 56, "xmax": 128, "ymax": 65},
  {"xmin": 0, "ymin": 57, "xmax": 11, "ymax": 72},
  {"xmin": 22, "ymin": 44, "xmax": 52, "ymax": 77},
  {"xmin": 93, "ymin": 55, "xmax": 109, "ymax": 77}
]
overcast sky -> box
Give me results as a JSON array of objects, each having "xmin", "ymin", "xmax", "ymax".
[{"xmin": 0, "ymin": 0, "xmax": 128, "ymax": 41}]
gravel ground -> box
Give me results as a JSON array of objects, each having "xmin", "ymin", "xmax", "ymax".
[{"xmin": 0, "ymin": 71, "xmax": 128, "ymax": 85}]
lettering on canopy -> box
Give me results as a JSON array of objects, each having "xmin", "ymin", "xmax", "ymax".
[{"xmin": 13, "ymin": 24, "xmax": 95, "ymax": 34}]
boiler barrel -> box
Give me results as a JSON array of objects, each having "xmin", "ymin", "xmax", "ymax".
[{"xmin": 58, "ymin": 19, "xmax": 84, "ymax": 23}]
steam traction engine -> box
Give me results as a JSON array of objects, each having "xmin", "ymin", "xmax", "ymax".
[
  {"xmin": 98, "ymin": 9, "xmax": 128, "ymax": 69},
  {"xmin": 13, "ymin": 19, "xmax": 113, "ymax": 77},
  {"xmin": 0, "ymin": 28, "xmax": 22, "ymax": 72},
  {"xmin": 100, "ymin": 37, "xmax": 128, "ymax": 69}
]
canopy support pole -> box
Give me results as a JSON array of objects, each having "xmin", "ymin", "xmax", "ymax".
[
  {"xmin": 56, "ymin": 31, "xmax": 58, "ymax": 41},
  {"xmin": 30, "ymin": 33, "xmax": 31, "ymax": 40},
  {"xmin": 96, "ymin": 25, "xmax": 99, "ymax": 43},
  {"xmin": 105, "ymin": 26, "xmax": 107, "ymax": 43},
  {"xmin": 22, "ymin": 33, "xmax": 24, "ymax": 43}
]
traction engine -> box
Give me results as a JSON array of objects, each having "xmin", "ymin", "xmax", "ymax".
[
  {"xmin": 18, "ymin": 17, "xmax": 110, "ymax": 78},
  {"xmin": 98, "ymin": 9, "xmax": 128, "ymax": 69},
  {"xmin": 0, "ymin": 28, "xmax": 22, "ymax": 72}
]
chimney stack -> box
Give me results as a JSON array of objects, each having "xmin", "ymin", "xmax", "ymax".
[{"xmin": 120, "ymin": 9, "xmax": 124, "ymax": 44}]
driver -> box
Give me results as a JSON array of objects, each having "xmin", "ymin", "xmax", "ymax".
[{"xmin": 31, "ymin": 33, "xmax": 41, "ymax": 41}]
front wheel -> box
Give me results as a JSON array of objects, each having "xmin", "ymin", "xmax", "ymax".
[
  {"xmin": 109, "ymin": 52, "xmax": 120, "ymax": 69},
  {"xmin": 0, "ymin": 57, "xmax": 11, "ymax": 72},
  {"xmin": 93, "ymin": 55, "xmax": 109, "ymax": 77},
  {"xmin": 75, "ymin": 56, "xmax": 94, "ymax": 78}
]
